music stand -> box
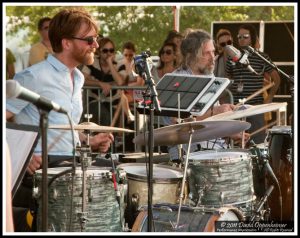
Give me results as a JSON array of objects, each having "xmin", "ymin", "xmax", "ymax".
[
  {"xmin": 137, "ymin": 74, "xmax": 230, "ymax": 117},
  {"xmin": 6, "ymin": 123, "xmax": 40, "ymax": 198}
]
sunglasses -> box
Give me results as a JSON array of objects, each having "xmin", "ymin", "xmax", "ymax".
[
  {"xmin": 102, "ymin": 48, "xmax": 115, "ymax": 53},
  {"xmin": 71, "ymin": 35, "xmax": 99, "ymax": 45},
  {"xmin": 219, "ymin": 40, "xmax": 233, "ymax": 47},
  {"xmin": 161, "ymin": 49, "xmax": 173, "ymax": 55},
  {"xmin": 237, "ymin": 34, "xmax": 250, "ymax": 40}
]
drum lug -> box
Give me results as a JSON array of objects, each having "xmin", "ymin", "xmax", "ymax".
[
  {"xmin": 217, "ymin": 167, "xmax": 222, "ymax": 177},
  {"xmin": 32, "ymin": 186, "xmax": 39, "ymax": 199},
  {"xmin": 88, "ymin": 188, "xmax": 93, "ymax": 202},
  {"xmin": 131, "ymin": 193, "xmax": 139, "ymax": 210},
  {"xmin": 53, "ymin": 188, "xmax": 58, "ymax": 201}
]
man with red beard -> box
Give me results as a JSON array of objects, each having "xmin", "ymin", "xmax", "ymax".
[{"xmin": 6, "ymin": 9, "xmax": 113, "ymax": 231}]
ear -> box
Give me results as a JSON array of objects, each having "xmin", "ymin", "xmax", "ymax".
[{"xmin": 62, "ymin": 38, "xmax": 72, "ymax": 51}]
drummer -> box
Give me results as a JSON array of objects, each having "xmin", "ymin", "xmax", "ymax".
[
  {"xmin": 6, "ymin": 9, "xmax": 113, "ymax": 231},
  {"xmin": 161, "ymin": 29, "xmax": 250, "ymax": 160}
]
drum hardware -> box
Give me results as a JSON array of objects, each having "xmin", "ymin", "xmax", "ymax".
[
  {"xmin": 261, "ymin": 153, "xmax": 283, "ymax": 222},
  {"xmin": 105, "ymin": 152, "xmax": 126, "ymax": 231},
  {"xmin": 250, "ymin": 185, "xmax": 274, "ymax": 222},
  {"xmin": 174, "ymin": 126, "xmax": 194, "ymax": 230}
]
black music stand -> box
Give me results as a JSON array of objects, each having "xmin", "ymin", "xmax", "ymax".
[
  {"xmin": 6, "ymin": 123, "xmax": 40, "ymax": 198},
  {"xmin": 137, "ymin": 73, "xmax": 230, "ymax": 117}
]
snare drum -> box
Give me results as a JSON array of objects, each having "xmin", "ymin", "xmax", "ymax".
[
  {"xmin": 132, "ymin": 204, "xmax": 244, "ymax": 232},
  {"xmin": 34, "ymin": 167, "xmax": 125, "ymax": 232},
  {"xmin": 117, "ymin": 163, "xmax": 184, "ymax": 228}
]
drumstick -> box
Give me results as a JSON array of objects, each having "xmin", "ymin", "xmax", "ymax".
[
  {"xmin": 249, "ymin": 120, "xmax": 278, "ymax": 137},
  {"xmin": 236, "ymin": 82, "xmax": 275, "ymax": 107}
]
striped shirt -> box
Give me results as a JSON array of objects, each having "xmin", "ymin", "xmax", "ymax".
[{"xmin": 226, "ymin": 51, "xmax": 274, "ymax": 105}]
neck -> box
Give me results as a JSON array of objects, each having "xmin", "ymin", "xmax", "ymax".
[{"xmin": 53, "ymin": 53, "xmax": 78, "ymax": 72}]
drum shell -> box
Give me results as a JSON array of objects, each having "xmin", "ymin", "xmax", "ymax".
[
  {"xmin": 34, "ymin": 167, "xmax": 125, "ymax": 232},
  {"xmin": 187, "ymin": 149, "xmax": 255, "ymax": 207},
  {"xmin": 117, "ymin": 163, "xmax": 185, "ymax": 228}
]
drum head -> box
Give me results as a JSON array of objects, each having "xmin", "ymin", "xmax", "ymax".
[{"xmin": 117, "ymin": 163, "xmax": 182, "ymax": 182}]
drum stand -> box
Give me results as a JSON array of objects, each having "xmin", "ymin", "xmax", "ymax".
[
  {"xmin": 76, "ymin": 129, "xmax": 92, "ymax": 232},
  {"xmin": 172, "ymin": 127, "xmax": 194, "ymax": 230},
  {"xmin": 250, "ymin": 185, "xmax": 274, "ymax": 221}
]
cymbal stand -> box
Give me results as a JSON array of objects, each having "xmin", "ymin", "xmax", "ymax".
[
  {"xmin": 76, "ymin": 129, "xmax": 92, "ymax": 232},
  {"xmin": 172, "ymin": 126, "xmax": 194, "ymax": 230}
]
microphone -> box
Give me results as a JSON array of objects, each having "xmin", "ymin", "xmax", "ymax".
[
  {"xmin": 134, "ymin": 51, "xmax": 152, "ymax": 77},
  {"xmin": 6, "ymin": 80, "xmax": 68, "ymax": 114},
  {"xmin": 224, "ymin": 45, "xmax": 258, "ymax": 75}
]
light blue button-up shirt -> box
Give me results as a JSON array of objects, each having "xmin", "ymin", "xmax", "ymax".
[{"xmin": 6, "ymin": 54, "xmax": 84, "ymax": 156}]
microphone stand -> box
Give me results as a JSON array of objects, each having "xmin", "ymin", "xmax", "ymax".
[
  {"xmin": 39, "ymin": 109, "xmax": 50, "ymax": 231},
  {"xmin": 141, "ymin": 57, "xmax": 161, "ymax": 232}
]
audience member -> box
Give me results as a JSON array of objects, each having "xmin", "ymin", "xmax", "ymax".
[{"xmin": 28, "ymin": 17, "xmax": 53, "ymax": 66}]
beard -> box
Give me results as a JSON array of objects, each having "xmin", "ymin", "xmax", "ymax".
[
  {"xmin": 72, "ymin": 48, "xmax": 95, "ymax": 66},
  {"xmin": 198, "ymin": 62, "xmax": 215, "ymax": 75}
]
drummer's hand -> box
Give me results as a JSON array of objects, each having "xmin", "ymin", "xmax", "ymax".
[
  {"xmin": 230, "ymin": 132, "xmax": 251, "ymax": 146},
  {"xmin": 90, "ymin": 133, "xmax": 114, "ymax": 153},
  {"xmin": 212, "ymin": 104, "xmax": 236, "ymax": 115},
  {"xmin": 27, "ymin": 154, "xmax": 42, "ymax": 175}
]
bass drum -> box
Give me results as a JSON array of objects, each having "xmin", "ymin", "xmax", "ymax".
[{"xmin": 131, "ymin": 204, "xmax": 244, "ymax": 232}]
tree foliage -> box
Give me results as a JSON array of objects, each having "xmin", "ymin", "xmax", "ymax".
[{"xmin": 5, "ymin": 5, "xmax": 294, "ymax": 55}]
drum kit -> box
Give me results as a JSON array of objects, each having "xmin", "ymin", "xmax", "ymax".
[{"xmin": 32, "ymin": 102, "xmax": 293, "ymax": 232}]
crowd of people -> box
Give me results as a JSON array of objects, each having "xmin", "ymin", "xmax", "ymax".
[{"xmin": 6, "ymin": 7, "xmax": 284, "ymax": 232}]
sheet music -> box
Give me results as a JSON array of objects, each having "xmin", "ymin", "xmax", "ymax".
[{"xmin": 6, "ymin": 127, "xmax": 39, "ymax": 191}]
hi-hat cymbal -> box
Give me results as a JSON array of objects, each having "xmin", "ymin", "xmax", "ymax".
[
  {"xmin": 204, "ymin": 102, "xmax": 287, "ymax": 121},
  {"xmin": 133, "ymin": 120, "xmax": 251, "ymax": 146},
  {"xmin": 49, "ymin": 122, "xmax": 134, "ymax": 133}
]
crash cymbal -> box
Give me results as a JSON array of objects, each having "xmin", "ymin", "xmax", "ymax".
[
  {"xmin": 133, "ymin": 120, "xmax": 251, "ymax": 146},
  {"xmin": 204, "ymin": 102, "xmax": 287, "ymax": 121},
  {"xmin": 49, "ymin": 122, "xmax": 134, "ymax": 133}
]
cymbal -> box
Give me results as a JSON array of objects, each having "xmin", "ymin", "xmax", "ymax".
[
  {"xmin": 49, "ymin": 122, "xmax": 135, "ymax": 133},
  {"xmin": 133, "ymin": 120, "xmax": 251, "ymax": 146},
  {"xmin": 204, "ymin": 102, "xmax": 287, "ymax": 121}
]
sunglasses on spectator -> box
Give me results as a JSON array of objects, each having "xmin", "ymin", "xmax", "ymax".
[
  {"xmin": 237, "ymin": 34, "xmax": 250, "ymax": 40},
  {"xmin": 161, "ymin": 49, "xmax": 173, "ymax": 55},
  {"xmin": 102, "ymin": 48, "xmax": 115, "ymax": 53},
  {"xmin": 71, "ymin": 36, "xmax": 99, "ymax": 45},
  {"xmin": 219, "ymin": 40, "xmax": 233, "ymax": 47}
]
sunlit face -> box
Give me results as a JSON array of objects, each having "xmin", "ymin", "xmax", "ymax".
[
  {"xmin": 40, "ymin": 20, "xmax": 51, "ymax": 41},
  {"xmin": 160, "ymin": 46, "xmax": 176, "ymax": 63},
  {"xmin": 99, "ymin": 41, "xmax": 115, "ymax": 61},
  {"xmin": 217, "ymin": 34, "xmax": 233, "ymax": 53},
  {"xmin": 123, "ymin": 48, "xmax": 135, "ymax": 63},
  {"xmin": 237, "ymin": 28, "xmax": 251, "ymax": 47},
  {"xmin": 70, "ymin": 23, "xmax": 99, "ymax": 65},
  {"xmin": 194, "ymin": 40, "xmax": 215, "ymax": 75}
]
